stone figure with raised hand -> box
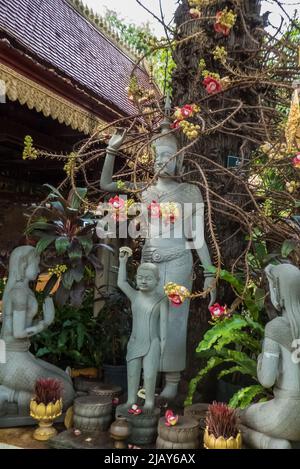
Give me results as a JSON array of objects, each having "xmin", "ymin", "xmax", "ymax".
[
  {"xmin": 0, "ymin": 246, "xmax": 74, "ymax": 423},
  {"xmin": 241, "ymin": 263, "xmax": 300, "ymax": 449},
  {"xmin": 100, "ymin": 117, "xmax": 216, "ymax": 399},
  {"xmin": 117, "ymin": 247, "xmax": 167, "ymax": 411}
]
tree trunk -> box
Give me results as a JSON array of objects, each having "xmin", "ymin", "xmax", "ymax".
[{"xmin": 171, "ymin": 0, "xmax": 264, "ymax": 396}]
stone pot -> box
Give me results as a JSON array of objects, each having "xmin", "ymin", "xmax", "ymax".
[
  {"xmin": 109, "ymin": 415, "xmax": 131, "ymax": 449},
  {"xmin": 204, "ymin": 427, "xmax": 242, "ymax": 449},
  {"xmin": 30, "ymin": 398, "xmax": 62, "ymax": 441}
]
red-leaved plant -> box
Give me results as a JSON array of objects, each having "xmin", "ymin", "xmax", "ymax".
[
  {"xmin": 205, "ymin": 402, "xmax": 239, "ymax": 439},
  {"xmin": 34, "ymin": 378, "xmax": 63, "ymax": 405}
]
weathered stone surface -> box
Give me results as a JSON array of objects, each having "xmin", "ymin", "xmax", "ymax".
[
  {"xmin": 116, "ymin": 404, "xmax": 160, "ymax": 446},
  {"xmin": 47, "ymin": 429, "xmax": 113, "ymax": 449}
]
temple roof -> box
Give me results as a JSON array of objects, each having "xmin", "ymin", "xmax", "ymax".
[{"xmin": 0, "ymin": 0, "xmax": 152, "ymax": 117}]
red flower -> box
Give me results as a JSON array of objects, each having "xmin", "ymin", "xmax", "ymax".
[
  {"xmin": 214, "ymin": 12, "xmax": 230, "ymax": 36},
  {"xmin": 203, "ymin": 76, "xmax": 222, "ymax": 94},
  {"xmin": 128, "ymin": 404, "xmax": 142, "ymax": 415},
  {"xmin": 181, "ymin": 104, "xmax": 194, "ymax": 118},
  {"xmin": 108, "ymin": 195, "xmax": 125, "ymax": 210},
  {"xmin": 171, "ymin": 119, "xmax": 181, "ymax": 129},
  {"xmin": 292, "ymin": 153, "xmax": 300, "ymax": 168},
  {"xmin": 165, "ymin": 409, "xmax": 179, "ymax": 427},
  {"xmin": 112, "ymin": 398, "xmax": 119, "ymax": 406},
  {"xmin": 169, "ymin": 294, "xmax": 183, "ymax": 307},
  {"xmin": 209, "ymin": 303, "xmax": 227, "ymax": 320},
  {"xmin": 148, "ymin": 200, "xmax": 161, "ymax": 219}
]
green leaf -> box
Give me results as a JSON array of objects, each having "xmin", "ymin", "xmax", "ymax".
[
  {"xmin": 254, "ymin": 288, "xmax": 265, "ymax": 312},
  {"xmin": 229, "ymin": 385, "xmax": 267, "ymax": 409},
  {"xmin": 68, "ymin": 188, "xmax": 87, "ymax": 210},
  {"xmin": 62, "ymin": 270, "xmax": 75, "ymax": 290},
  {"xmin": 35, "ymin": 347, "xmax": 50, "ymax": 357},
  {"xmin": 43, "ymin": 184, "xmax": 63, "ymax": 198},
  {"xmin": 77, "ymin": 323, "xmax": 86, "ymax": 350},
  {"xmin": 77, "ymin": 236, "xmax": 93, "ymax": 255},
  {"xmin": 214, "ymin": 330, "xmax": 261, "ymax": 353},
  {"xmin": 58, "ymin": 329, "xmax": 68, "ymax": 348},
  {"xmin": 222, "ymin": 350, "xmax": 257, "ymax": 377},
  {"xmin": 55, "ymin": 237, "xmax": 71, "ymax": 254},
  {"xmin": 35, "ymin": 236, "xmax": 56, "ymax": 254},
  {"xmin": 185, "ymin": 356, "xmax": 225, "ymax": 406},
  {"xmin": 25, "ymin": 221, "xmax": 54, "ymax": 235},
  {"xmin": 281, "ymin": 239, "xmax": 297, "ymax": 257},
  {"xmin": 196, "ymin": 316, "xmax": 248, "ymax": 353},
  {"xmin": 68, "ymin": 245, "xmax": 82, "ymax": 262}
]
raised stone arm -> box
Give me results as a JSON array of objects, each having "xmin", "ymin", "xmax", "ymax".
[
  {"xmin": 117, "ymin": 249, "xmax": 135, "ymax": 301},
  {"xmin": 100, "ymin": 130, "xmax": 129, "ymax": 192},
  {"xmin": 12, "ymin": 292, "xmax": 55, "ymax": 339}
]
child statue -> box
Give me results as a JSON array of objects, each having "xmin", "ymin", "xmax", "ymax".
[
  {"xmin": 0, "ymin": 246, "xmax": 74, "ymax": 424},
  {"xmin": 240, "ymin": 263, "xmax": 300, "ymax": 449},
  {"xmin": 117, "ymin": 247, "xmax": 168, "ymax": 411}
]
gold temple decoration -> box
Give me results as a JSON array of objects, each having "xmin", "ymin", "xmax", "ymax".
[
  {"xmin": 285, "ymin": 87, "xmax": 300, "ymax": 151},
  {"xmin": 0, "ymin": 62, "xmax": 106, "ymax": 135}
]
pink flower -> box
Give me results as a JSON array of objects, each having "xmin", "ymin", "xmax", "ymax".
[
  {"xmin": 108, "ymin": 195, "xmax": 125, "ymax": 210},
  {"xmin": 128, "ymin": 404, "xmax": 142, "ymax": 415},
  {"xmin": 168, "ymin": 294, "xmax": 183, "ymax": 307},
  {"xmin": 181, "ymin": 104, "xmax": 194, "ymax": 118},
  {"xmin": 292, "ymin": 153, "xmax": 300, "ymax": 168},
  {"xmin": 209, "ymin": 303, "xmax": 227, "ymax": 320},
  {"xmin": 203, "ymin": 76, "xmax": 222, "ymax": 94},
  {"xmin": 148, "ymin": 200, "xmax": 161, "ymax": 219},
  {"xmin": 214, "ymin": 12, "xmax": 230, "ymax": 36},
  {"xmin": 112, "ymin": 397, "xmax": 119, "ymax": 406},
  {"xmin": 165, "ymin": 409, "xmax": 179, "ymax": 427}
]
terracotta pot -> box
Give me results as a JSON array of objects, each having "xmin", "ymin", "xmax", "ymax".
[
  {"xmin": 30, "ymin": 398, "xmax": 62, "ymax": 441},
  {"xmin": 110, "ymin": 416, "xmax": 131, "ymax": 449},
  {"xmin": 204, "ymin": 427, "xmax": 242, "ymax": 449}
]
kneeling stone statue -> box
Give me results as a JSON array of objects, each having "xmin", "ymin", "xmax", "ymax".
[
  {"xmin": 241, "ymin": 263, "xmax": 300, "ymax": 449},
  {"xmin": 0, "ymin": 246, "xmax": 74, "ymax": 426}
]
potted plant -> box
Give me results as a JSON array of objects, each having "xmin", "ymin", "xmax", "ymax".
[
  {"xmin": 26, "ymin": 185, "xmax": 113, "ymax": 308},
  {"xmin": 204, "ymin": 402, "xmax": 242, "ymax": 449},
  {"xmin": 30, "ymin": 378, "xmax": 63, "ymax": 441}
]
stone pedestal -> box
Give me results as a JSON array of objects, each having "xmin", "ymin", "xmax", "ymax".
[
  {"xmin": 156, "ymin": 416, "xmax": 200, "ymax": 449},
  {"xmin": 184, "ymin": 403, "xmax": 208, "ymax": 441},
  {"xmin": 73, "ymin": 396, "xmax": 112, "ymax": 432},
  {"xmin": 116, "ymin": 404, "xmax": 160, "ymax": 446},
  {"xmin": 89, "ymin": 384, "xmax": 122, "ymax": 400}
]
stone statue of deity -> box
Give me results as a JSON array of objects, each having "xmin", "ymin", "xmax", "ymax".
[
  {"xmin": 241, "ymin": 263, "xmax": 300, "ymax": 449},
  {"xmin": 117, "ymin": 247, "xmax": 167, "ymax": 410},
  {"xmin": 0, "ymin": 246, "xmax": 74, "ymax": 424},
  {"xmin": 100, "ymin": 117, "xmax": 216, "ymax": 399}
]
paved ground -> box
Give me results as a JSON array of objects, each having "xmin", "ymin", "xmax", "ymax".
[{"xmin": 0, "ymin": 425, "xmax": 64, "ymax": 449}]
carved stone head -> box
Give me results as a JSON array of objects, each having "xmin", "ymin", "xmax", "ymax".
[
  {"xmin": 136, "ymin": 262, "xmax": 160, "ymax": 292},
  {"xmin": 152, "ymin": 118, "xmax": 183, "ymax": 177}
]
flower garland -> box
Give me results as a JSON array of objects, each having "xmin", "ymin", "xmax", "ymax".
[
  {"xmin": 164, "ymin": 282, "xmax": 190, "ymax": 307},
  {"xmin": 171, "ymin": 104, "xmax": 201, "ymax": 139},
  {"xmin": 214, "ymin": 8, "xmax": 237, "ymax": 36},
  {"xmin": 148, "ymin": 201, "xmax": 181, "ymax": 224},
  {"xmin": 108, "ymin": 195, "xmax": 135, "ymax": 221}
]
